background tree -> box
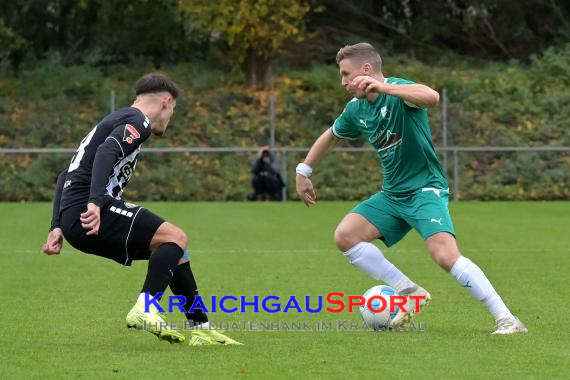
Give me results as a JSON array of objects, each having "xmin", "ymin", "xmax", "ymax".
[
  {"xmin": 179, "ymin": 0, "xmax": 314, "ymax": 88},
  {"xmin": 305, "ymin": 0, "xmax": 570, "ymax": 61},
  {"xmin": 1, "ymin": 0, "xmax": 569, "ymax": 70},
  {"xmin": 0, "ymin": 0, "xmax": 188, "ymax": 67}
]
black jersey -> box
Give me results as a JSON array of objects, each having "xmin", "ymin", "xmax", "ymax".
[{"xmin": 59, "ymin": 107, "xmax": 151, "ymax": 211}]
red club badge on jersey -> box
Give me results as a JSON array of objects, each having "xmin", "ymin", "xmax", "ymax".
[{"xmin": 123, "ymin": 124, "xmax": 140, "ymax": 144}]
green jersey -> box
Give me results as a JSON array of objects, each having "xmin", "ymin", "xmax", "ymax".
[{"xmin": 331, "ymin": 77, "xmax": 447, "ymax": 195}]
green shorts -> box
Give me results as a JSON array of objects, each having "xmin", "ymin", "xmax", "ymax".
[{"xmin": 352, "ymin": 188, "xmax": 455, "ymax": 247}]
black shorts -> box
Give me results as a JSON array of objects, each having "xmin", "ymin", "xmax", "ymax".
[{"xmin": 60, "ymin": 198, "xmax": 165, "ymax": 266}]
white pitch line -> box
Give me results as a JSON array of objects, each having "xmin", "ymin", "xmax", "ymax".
[{"xmin": 14, "ymin": 247, "xmax": 570, "ymax": 255}]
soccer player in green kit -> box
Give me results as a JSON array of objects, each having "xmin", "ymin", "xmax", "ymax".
[{"xmin": 295, "ymin": 42, "xmax": 527, "ymax": 334}]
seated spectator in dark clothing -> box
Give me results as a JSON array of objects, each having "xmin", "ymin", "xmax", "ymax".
[{"xmin": 247, "ymin": 147, "xmax": 285, "ymax": 201}]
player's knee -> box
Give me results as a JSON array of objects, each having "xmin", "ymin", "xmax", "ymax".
[
  {"xmin": 170, "ymin": 227, "xmax": 188, "ymax": 250},
  {"xmin": 151, "ymin": 222, "xmax": 189, "ymax": 252},
  {"xmin": 433, "ymin": 253, "xmax": 455, "ymax": 272},
  {"xmin": 428, "ymin": 240, "xmax": 459, "ymax": 271},
  {"xmin": 334, "ymin": 227, "xmax": 359, "ymax": 252}
]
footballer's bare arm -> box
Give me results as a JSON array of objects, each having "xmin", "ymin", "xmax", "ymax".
[
  {"xmin": 303, "ymin": 128, "xmax": 338, "ymax": 168},
  {"xmin": 296, "ymin": 129, "xmax": 338, "ymax": 207},
  {"xmin": 352, "ymin": 76, "xmax": 439, "ymax": 108}
]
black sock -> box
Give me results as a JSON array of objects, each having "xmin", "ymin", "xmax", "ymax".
[
  {"xmin": 141, "ymin": 242, "xmax": 183, "ymax": 295},
  {"xmin": 169, "ymin": 262, "xmax": 209, "ymax": 325}
]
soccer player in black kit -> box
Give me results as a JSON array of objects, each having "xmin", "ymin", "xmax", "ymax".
[{"xmin": 42, "ymin": 73, "xmax": 241, "ymax": 346}]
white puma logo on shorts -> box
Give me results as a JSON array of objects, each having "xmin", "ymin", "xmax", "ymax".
[
  {"xmin": 430, "ymin": 218, "xmax": 442, "ymax": 225},
  {"xmin": 359, "ymin": 119, "xmax": 369, "ymax": 129}
]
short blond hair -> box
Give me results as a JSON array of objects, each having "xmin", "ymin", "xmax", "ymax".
[{"xmin": 336, "ymin": 43, "xmax": 382, "ymax": 73}]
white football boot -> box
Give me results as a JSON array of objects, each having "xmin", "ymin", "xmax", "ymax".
[
  {"xmin": 391, "ymin": 285, "xmax": 431, "ymax": 325},
  {"xmin": 492, "ymin": 316, "xmax": 528, "ymax": 335}
]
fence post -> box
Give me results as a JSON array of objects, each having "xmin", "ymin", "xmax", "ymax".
[
  {"xmin": 280, "ymin": 149, "xmax": 288, "ymax": 201},
  {"xmin": 110, "ymin": 90, "xmax": 116, "ymax": 113},
  {"xmin": 453, "ymin": 149, "xmax": 459, "ymax": 202},
  {"xmin": 269, "ymin": 91, "xmax": 276, "ymax": 149},
  {"xmin": 268, "ymin": 67, "xmax": 276, "ymax": 149}
]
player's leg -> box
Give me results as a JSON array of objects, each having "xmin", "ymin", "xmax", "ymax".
[
  {"xmin": 123, "ymin": 213, "xmax": 187, "ymax": 343},
  {"xmin": 426, "ymin": 232, "xmax": 527, "ymax": 334},
  {"xmin": 149, "ymin": 222, "xmax": 241, "ymax": 345},
  {"xmin": 142, "ymin": 221, "xmax": 187, "ymax": 293},
  {"xmin": 335, "ymin": 213, "xmax": 415, "ymax": 291},
  {"xmin": 337, "ymin": 192, "xmax": 416, "ymax": 291},
  {"xmin": 161, "ymin": 228, "xmax": 210, "ymax": 329},
  {"xmin": 411, "ymin": 190, "xmax": 527, "ymax": 334},
  {"xmin": 169, "ymin": 259, "xmax": 241, "ymax": 345},
  {"xmin": 335, "ymin": 210, "xmax": 429, "ymax": 324},
  {"xmin": 147, "ymin": 222, "xmax": 204, "ymax": 324},
  {"xmin": 171, "ymin": 267, "xmax": 242, "ymax": 345},
  {"xmin": 169, "ymin": 257, "xmax": 209, "ymax": 327},
  {"xmin": 59, "ymin": 200, "xmax": 185, "ymax": 343}
]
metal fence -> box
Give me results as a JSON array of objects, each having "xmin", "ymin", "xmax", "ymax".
[{"xmin": 2, "ymin": 146, "xmax": 569, "ymax": 201}]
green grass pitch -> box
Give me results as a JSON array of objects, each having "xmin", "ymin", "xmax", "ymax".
[{"xmin": 1, "ymin": 201, "xmax": 569, "ymax": 379}]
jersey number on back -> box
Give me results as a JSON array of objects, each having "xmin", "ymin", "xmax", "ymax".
[{"xmin": 68, "ymin": 126, "xmax": 97, "ymax": 172}]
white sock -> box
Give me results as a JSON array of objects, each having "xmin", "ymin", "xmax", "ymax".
[
  {"xmin": 344, "ymin": 242, "xmax": 415, "ymax": 292},
  {"xmin": 450, "ymin": 256, "xmax": 514, "ymax": 321}
]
